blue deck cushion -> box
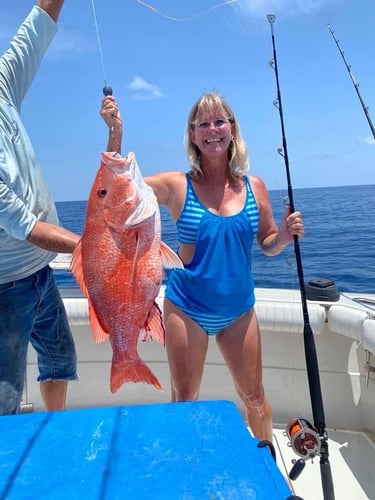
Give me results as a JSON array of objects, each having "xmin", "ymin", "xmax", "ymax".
[{"xmin": 0, "ymin": 400, "xmax": 293, "ymax": 499}]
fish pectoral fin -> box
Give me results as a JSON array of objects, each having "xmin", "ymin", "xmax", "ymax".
[
  {"xmin": 88, "ymin": 299, "xmax": 110, "ymax": 343},
  {"xmin": 71, "ymin": 240, "xmax": 109, "ymax": 343},
  {"xmin": 70, "ymin": 239, "xmax": 90, "ymax": 298},
  {"xmin": 160, "ymin": 241, "xmax": 184, "ymax": 270},
  {"xmin": 141, "ymin": 302, "xmax": 165, "ymax": 345}
]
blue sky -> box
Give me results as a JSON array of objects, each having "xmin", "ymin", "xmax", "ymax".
[{"xmin": 1, "ymin": 0, "xmax": 374, "ymax": 201}]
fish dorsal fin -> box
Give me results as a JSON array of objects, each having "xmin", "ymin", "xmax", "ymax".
[
  {"xmin": 160, "ymin": 241, "xmax": 184, "ymax": 270},
  {"xmin": 141, "ymin": 302, "xmax": 165, "ymax": 345},
  {"xmin": 70, "ymin": 239, "xmax": 109, "ymax": 344}
]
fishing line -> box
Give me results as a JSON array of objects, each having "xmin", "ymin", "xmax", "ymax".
[
  {"xmin": 267, "ymin": 14, "xmax": 335, "ymax": 500},
  {"xmin": 90, "ymin": 0, "xmax": 112, "ymax": 95},
  {"xmin": 135, "ymin": 0, "xmax": 239, "ymax": 22}
]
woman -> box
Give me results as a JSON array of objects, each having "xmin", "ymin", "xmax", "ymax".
[{"xmin": 100, "ymin": 91, "xmax": 304, "ymax": 441}]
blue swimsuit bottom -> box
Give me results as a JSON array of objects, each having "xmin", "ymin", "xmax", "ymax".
[{"xmin": 165, "ymin": 175, "xmax": 259, "ymax": 335}]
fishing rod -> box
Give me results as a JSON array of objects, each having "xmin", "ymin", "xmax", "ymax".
[
  {"xmin": 327, "ymin": 24, "xmax": 375, "ymax": 140},
  {"xmin": 266, "ymin": 14, "xmax": 335, "ymax": 500}
]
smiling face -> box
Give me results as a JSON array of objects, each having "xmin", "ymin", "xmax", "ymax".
[
  {"xmin": 186, "ymin": 92, "xmax": 249, "ymax": 179},
  {"xmin": 190, "ymin": 110, "xmax": 233, "ymax": 160}
]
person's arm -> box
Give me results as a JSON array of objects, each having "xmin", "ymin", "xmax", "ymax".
[
  {"xmin": 100, "ymin": 96, "xmax": 123, "ymax": 154},
  {"xmin": 27, "ymin": 220, "xmax": 80, "ymax": 253},
  {"xmin": 0, "ymin": 1, "xmax": 60, "ymax": 108},
  {"xmin": 36, "ymin": 0, "xmax": 64, "ymax": 22},
  {"xmin": 0, "ymin": 181, "xmax": 79, "ymax": 253},
  {"xmin": 259, "ymin": 206, "xmax": 303, "ymax": 256},
  {"xmin": 251, "ymin": 175, "xmax": 304, "ymax": 256}
]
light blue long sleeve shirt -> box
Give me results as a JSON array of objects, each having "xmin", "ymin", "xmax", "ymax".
[{"xmin": 0, "ymin": 6, "xmax": 59, "ymax": 284}]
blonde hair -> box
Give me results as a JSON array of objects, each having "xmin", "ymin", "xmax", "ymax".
[{"xmin": 185, "ymin": 91, "xmax": 249, "ymax": 180}]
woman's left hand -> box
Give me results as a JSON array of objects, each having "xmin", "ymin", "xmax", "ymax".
[{"xmin": 278, "ymin": 208, "xmax": 305, "ymax": 245}]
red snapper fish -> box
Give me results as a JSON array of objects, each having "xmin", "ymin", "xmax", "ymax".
[{"xmin": 71, "ymin": 151, "xmax": 183, "ymax": 393}]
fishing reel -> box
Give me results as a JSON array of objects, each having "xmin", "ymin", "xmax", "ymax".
[{"xmin": 285, "ymin": 418, "xmax": 321, "ymax": 480}]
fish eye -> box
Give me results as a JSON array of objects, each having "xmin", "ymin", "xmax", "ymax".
[{"xmin": 97, "ymin": 187, "xmax": 107, "ymax": 198}]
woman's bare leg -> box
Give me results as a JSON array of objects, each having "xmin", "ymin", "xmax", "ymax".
[
  {"xmin": 216, "ymin": 308, "xmax": 273, "ymax": 441},
  {"xmin": 164, "ymin": 299, "xmax": 208, "ymax": 401}
]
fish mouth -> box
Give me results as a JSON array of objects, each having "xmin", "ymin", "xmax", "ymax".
[
  {"xmin": 100, "ymin": 151, "xmax": 157, "ymax": 226},
  {"xmin": 102, "ymin": 151, "xmax": 135, "ymax": 178},
  {"xmin": 99, "ymin": 151, "xmax": 138, "ymax": 211},
  {"xmin": 102, "ymin": 151, "xmax": 149, "ymax": 194}
]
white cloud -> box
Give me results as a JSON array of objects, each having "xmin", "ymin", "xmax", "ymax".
[{"xmin": 128, "ymin": 76, "xmax": 164, "ymax": 100}]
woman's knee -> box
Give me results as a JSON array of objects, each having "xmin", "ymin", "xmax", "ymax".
[
  {"xmin": 170, "ymin": 383, "xmax": 200, "ymax": 402},
  {"xmin": 238, "ymin": 387, "xmax": 270, "ymax": 414}
]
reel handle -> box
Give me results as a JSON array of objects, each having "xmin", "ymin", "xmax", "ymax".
[{"xmin": 289, "ymin": 458, "xmax": 306, "ymax": 481}]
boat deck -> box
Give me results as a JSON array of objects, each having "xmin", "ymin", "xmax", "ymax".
[{"xmin": 272, "ymin": 425, "xmax": 375, "ymax": 499}]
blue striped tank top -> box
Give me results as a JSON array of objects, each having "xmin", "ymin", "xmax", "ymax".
[
  {"xmin": 176, "ymin": 174, "xmax": 259, "ymax": 244},
  {"xmin": 165, "ymin": 173, "xmax": 260, "ymax": 335}
]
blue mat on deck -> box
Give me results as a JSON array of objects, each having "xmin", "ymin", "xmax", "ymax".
[{"xmin": 0, "ymin": 400, "xmax": 293, "ymax": 499}]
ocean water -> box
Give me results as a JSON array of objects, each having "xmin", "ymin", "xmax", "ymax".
[{"xmin": 54, "ymin": 184, "xmax": 375, "ymax": 294}]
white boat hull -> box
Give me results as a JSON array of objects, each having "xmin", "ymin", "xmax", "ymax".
[{"xmin": 25, "ymin": 287, "xmax": 375, "ymax": 430}]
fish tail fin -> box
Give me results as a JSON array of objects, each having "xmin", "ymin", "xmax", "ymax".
[
  {"xmin": 160, "ymin": 241, "xmax": 184, "ymax": 270},
  {"xmin": 110, "ymin": 358, "xmax": 163, "ymax": 393},
  {"xmin": 141, "ymin": 302, "xmax": 165, "ymax": 345}
]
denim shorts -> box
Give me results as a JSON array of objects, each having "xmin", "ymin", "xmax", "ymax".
[{"xmin": 0, "ymin": 265, "xmax": 78, "ymax": 415}]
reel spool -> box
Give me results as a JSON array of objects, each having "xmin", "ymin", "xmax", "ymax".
[{"xmin": 286, "ymin": 418, "xmax": 321, "ymax": 459}]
